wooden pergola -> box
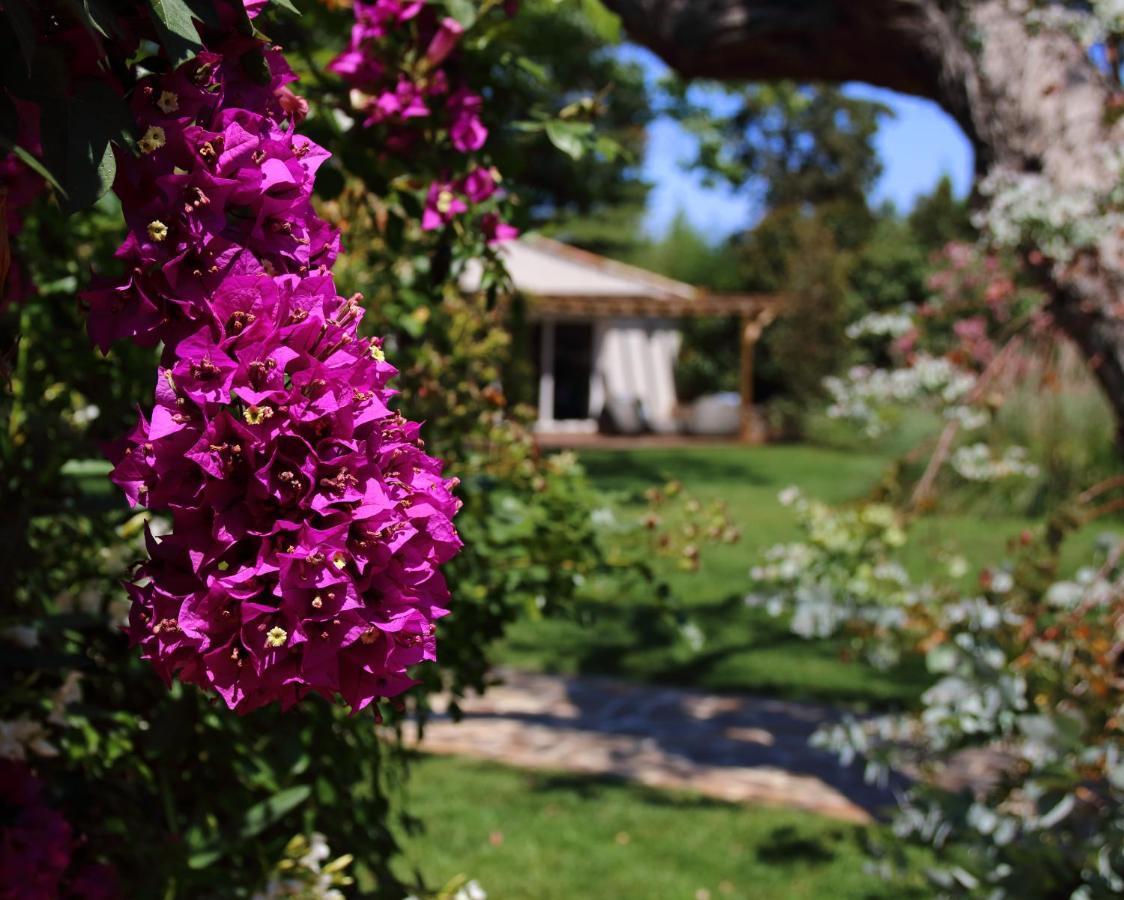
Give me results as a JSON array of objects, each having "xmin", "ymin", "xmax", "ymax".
[
  {"xmin": 531, "ymin": 291, "xmax": 782, "ymax": 442},
  {"xmin": 462, "ymin": 236, "xmax": 786, "ymax": 442}
]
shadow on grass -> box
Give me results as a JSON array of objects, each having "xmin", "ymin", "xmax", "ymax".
[
  {"xmin": 752, "ymin": 825, "xmax": 935, "ymax": 900},
  {"xmin": 579, "ymin": 450, "xmax": 775, "ymax": 493},
  {"xmin": 756, "ymin": 825, "xmax": 839, "ymax": 865},
  {"xmin": 523, "ymin": 771, "xmax": 735, "ymax": 811},
  {"xmin": 510, "ymin": 593, "xmax": 929, "ymax": 709}
]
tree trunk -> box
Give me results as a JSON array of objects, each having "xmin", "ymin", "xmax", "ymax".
[{"xmin": 607, "ymin": 0, "xmax": 1124, "ymax": 441}]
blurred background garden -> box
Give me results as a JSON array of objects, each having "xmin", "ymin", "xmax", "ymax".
[{"xmin": 3, "ymin": 1, "xmax": 1124, "ymax": 898}]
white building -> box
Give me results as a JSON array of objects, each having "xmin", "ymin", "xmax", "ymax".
[{"xmin": 464, "ymin": 236, "xmax": 782, "ymax": 441}]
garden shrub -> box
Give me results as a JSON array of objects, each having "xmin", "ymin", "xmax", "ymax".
[
  {"xmin": 0, "ymin": 1, "xmax": 721, "ymax": 895},
  {"xmin": 756, "ymin": 240, "xmax": 1124, "ymax": 897}
]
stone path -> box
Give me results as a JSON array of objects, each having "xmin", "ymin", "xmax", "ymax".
[{"xmin": 403, "ymin": 668, "xmax": 903, "ymax": 824}]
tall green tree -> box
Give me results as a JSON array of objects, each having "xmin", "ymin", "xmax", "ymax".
[
  {"xmin": 848, "ymin": 211, "xmax": 929, "ymax": 315},
  {"xmin": 662, "ymin": 83, "xmax": 890, "ymax": 423},
  {"xmin": 482, "ymin": 0, "xmax": 654, "ymax": 255},
  {"xmin": 907, "ymin": 173, "xmax": 973, "ymax": 251},
  {"xmin": 677, "ymin": 82, "xmax": 891, "ymax": 250},
  {"xmin": 628, "ymin": 209, "xmax": 741, "ymax": 289}
]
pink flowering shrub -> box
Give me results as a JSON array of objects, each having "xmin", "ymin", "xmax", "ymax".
[
  {"xmin": 83, "ymin": 3, "xmax": 462, "ymax": 713},
  {"xmin": 329, "ymin": 0, "xmax": 518, "ymax": 242},
  {"xmin": 899, "ymin": 241, "xmax": 1048, "ymax": 373},
  {"xmin": 1, "ymin": 0, "xmax": 680, "ymax": 894}
]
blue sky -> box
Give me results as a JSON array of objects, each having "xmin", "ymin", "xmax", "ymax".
[{"xmin": 622, "ymin": 46, "xmax": 976, "ymax": 240}]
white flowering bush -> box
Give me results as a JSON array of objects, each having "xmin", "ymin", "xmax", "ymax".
[
  {"xmin": 974, "ymin": 3, "xmax": 1124, "ymax": 270},
  {"xmin": 1027, "ymin": 1, "xmax": 1124, "ymax": 65},
  {"xmin": 828, "ymin": 242, "xmax": 1083, "ymax": 508},
  {"xmin": 747, "ymin": 488, "xmax": 914, "ymax": 645},
  {"xmin": 824, "ymin": 355, "xmax": 978, "ymax": 437},
  {"xmin": 975, "ymin": 160, "xmax": 1124, "ymax": 264},
  {"xmin": 750, "ymin": 482, "xmax": 1124, "ymax": 898},
  {"xmin": 950, "ymin": 443, "xmax": 1040, "ymax": 482},
  {"xmin": 765, "ymin": 8, "xmax": 1124, "ymax": 893},
  {"xmin": 776, "ymin": 188, "xmax": 1124, "ymax": 895},
  {"xmin": 845, "ymin": 309, "xmax": 918, "ymax": 340}
]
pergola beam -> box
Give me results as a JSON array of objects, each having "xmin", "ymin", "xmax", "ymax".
[{"xmin": 526, "ymin": 293, "xmax": 785, "ymax": 320}]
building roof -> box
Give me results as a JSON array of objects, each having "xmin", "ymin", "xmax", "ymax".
[{"xmin": 462, "ymin": 235, "xmax": 783, "ymax": 319}]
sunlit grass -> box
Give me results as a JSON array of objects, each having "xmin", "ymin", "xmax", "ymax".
[
  {"xmin": 396, "ymin": 756, "xmax": 930, "ymax": 900},
  {"xmin": 494, "ymin": 432, "xmax": 1107, "ymax": 707}
]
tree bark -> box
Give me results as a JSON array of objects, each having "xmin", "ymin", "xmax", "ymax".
[{"xmin": 607, "ymin": 0, "xmax": 1124, "ymax": 441}]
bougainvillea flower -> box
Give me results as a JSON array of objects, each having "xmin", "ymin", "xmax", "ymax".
[
  {"xmin": 481, "ymin": 212, "xmax": 519, "ymax": 245},
  {"xmin": 447, "ymin": 88, "xmax": 487, "ymax": 152},
  {"xmin": 424, "ymin": 17, "xmax": 464, "ymax": 67},
  {"xmin": 326, "ymin": 0, "xmax": 517, "ymax": 249},
  {"xmin": 459, "ymin": 167, "xmax": 497, "ymax": 203},
  {"xmin": 363, "ymin": 79, "xmax": 430, "ymax": 127},
  {"xmin": 421, "ymin": 180, "xmax": 468, "ymax": 230},
  {"xmin": 86, "ymin": 4, "xmax": 461, "ymax": 715}
]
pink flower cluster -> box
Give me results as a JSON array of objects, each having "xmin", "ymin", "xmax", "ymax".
[
  {"xmin": 328, "ymin": 0, "xmax": 518, "ymax": 243},
  {"xmin": 328, "ymin": 3, "xmax": 485, "ymax": 152},
  {"xmin": 916, "ymin": 242, "xmax": 1025, "ymax": 372},
  {"xmin": 84, "ymin": 4, "xmax": 461, "ymax": 713},
  {"xmin": 0, "ymin": 761, "xmax": 118, "ymax": 900}
]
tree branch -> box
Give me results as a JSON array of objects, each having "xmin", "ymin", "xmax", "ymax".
[{"xmin": 606, "ymin": 0, "xmax": 945, "ymax": 98}]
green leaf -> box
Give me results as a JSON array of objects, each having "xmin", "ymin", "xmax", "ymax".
[
  {"xmin": 82, "ymin": 0, "xmax": 123, "ymax": 37},
  {"xmin": 60, "ymin": 459, "xmax": 114, "ymax": 477},
  {"xmin": 182, "ymin": 0, "xmax": 220, "ymax": 27},
  {"xmin": 441, "ymin": 0, "xmax": 476, "ymax": 29},
  {"xmin": 187, "ymin": 848, "xmax": 223, "ymax": 870},
  {"xmin": 146, "ymin": 0, "xmax": 203, "ymax": 66},
  {"xmin": 60, "ymin": 0, "xmax": 122, "ymax": 40},
  {"xmin": 40, "ymin": 81, "xmax": 135, "ymax": 212},
  {"xmin": 239, "ymin": 785, "xmax": 311, "ymax": 839},
  {"xmin": 271, "ymin": 0, "xmax": 301, "ymax": 15},
  {"xmin": 513, "ymin": 55, "xmax": 548, "ymax": 83},
  {"xmin": 594, "ymin": 134, "xmax": 623, "ymax": 163},
  {"xmin": 544, "ymin": 120, "xmax": 592, "ymax": 161},
  {"xmin": 580, "ymin": 0, "xmax": 621, "ymax": 43},
  {"xmin": 1, "ymin": 143, "xmax": 65, "ymax": 196}
]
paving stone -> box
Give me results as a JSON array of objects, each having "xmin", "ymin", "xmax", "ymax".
[{"xmin": 402, "ymin": 668, "xmax": 905, "ymax": 824}]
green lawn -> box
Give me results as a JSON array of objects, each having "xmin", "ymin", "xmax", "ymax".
[
  {"xmin": 402, "ymin": 431, "xmax": 1113, "ymax": 896},
  {"xmin": 396, "ymin": 756, "xmax": 929, "ymax": 900},
  {"xmin": 495, "ymin": 439, "xmax": 1105, "ymax": 708}
]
